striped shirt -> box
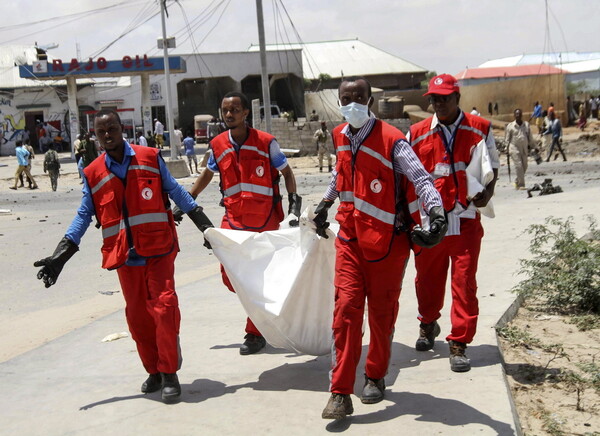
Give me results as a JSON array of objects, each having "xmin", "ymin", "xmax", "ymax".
[{"xmin": 323, "ymin": 116, "xmax": 442, "ymax": 213}]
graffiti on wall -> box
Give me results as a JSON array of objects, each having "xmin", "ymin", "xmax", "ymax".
[{"xmin": 0, "ymin": 110, "xmax": 27, "ymax": 144}]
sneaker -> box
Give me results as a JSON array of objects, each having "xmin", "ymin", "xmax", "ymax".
[
  {"xmin": 240, "ymin": 333, "xmax": 266, "ymax": 355},
  {"xmin": 448, "ymin": 340, "xmax": 471, "ymax": 372},
  {"xmin": 361, "ymin": 375, "xmax": 385, "ymax": 404},
  {"xmin": 141, "ymin": 373, "xmax": 162, "ymax": 393},
  {"xmin": 415, "ymin": 321, "xmax": 441, "ymax": 351},
  {"xmin": 322, "ymin": 393, "xmax": 353, "ymax": 420},
  {"xmin": 161, "ymin": 372, "xmax": 181, "ymax": 403}
]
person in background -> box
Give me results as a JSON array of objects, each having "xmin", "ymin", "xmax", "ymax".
[
  {"xmin": 313, "ymin": 121, "xmax": 332, "ymax": 172},
  {"xmin": 543, "ymin": 108, "xmax": 566, "ymax": 162},
  {"xmin": 43, "ymin": 142, "xmax": 61, "ymax": 191},
  {"xmin": 18, "ymin": 138, "xmax": 36, "ymax": 189},
  {"xmin": 33, "ymin": 109, "xmax": 214, "ymax": 404},
  {"xmin": 470, "ymin": 107, "xmax": 480, "ymax": 116},
  {"xmin": 154, "ymin": 118, "xmax": 165, "ymax": 149},
  {"xmin": 315, "ymin": 77, "xmax": 445, "ymax": 420},
  {"xmin": 182, "ymin": 131, "xmax": 199, "ymax": 174},
  {"xmin": 530, "ymin": 101, "xmax": 543, "ymax": 134},
  {"xmin": 136, "ymin": 131, "xmax": 148, "ymax": 147},
  {"xmin": 146, "ymin": 130, "xmax": 156, "ymax": 148},
  {"xmin": 505, "ymin": 108, "xmax": 537, "ymax": 189},
  {"xmin": 10, "ymin": 140, "xmax": 38, "ymax": 190}
]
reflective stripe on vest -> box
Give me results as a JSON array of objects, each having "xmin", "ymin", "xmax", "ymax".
[
  {"xmin": 90, "ymin": 173, "xmax": 116, "ymax": 195},
  {"xmin": 359, "ymin": 146, "xmax": 393, "ymax": 169},
  {"xmin": 102, "ymin": 212, "xmax": 169, "ymax": 239},
  {"xmin": 215, "ymin": 147, "xmax": 236, "ymax": 164},
  {"xmin": 128, "ymin": 164, "xmax": 160, "ymax": 175},
  {"xmin": 411, "ymin": 129, "xmax": 438, "ymax": 147},
  {"xmin": 240, "ymin": 145, "xmax": 269, "ymax": 158},
  {"xmin": 339, "ymin": 191, "xmax": 354, "ymax": 202},
  {"xmin": 458, "ymin": 124, "xmax": 487, "ymax": 138},
  {"xmin": 354, "ymin": 197, "xmax": 396, "ymax": 225},
  {"xmin": 407, "ymin": 199, "xmax": 419, "ymax": 214},
  {"xmin": 223, "ymin": 182, "xmax": 274, "ymax": 198}
]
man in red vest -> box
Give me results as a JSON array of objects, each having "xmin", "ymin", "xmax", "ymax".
[
  {"xmin": 406, "ymin": 74, "xmax": 499, "ymax": 373},
  {"xmin": 314, "ymin": 77, "xmax": 446, "ymax": 420},
  {"xmin": 186, "ymin": 92, "xmax": 302, "ymax": 356},
  {"xmin": 34, "ymin": 109, "xmax": 213, "ymax": 403}
]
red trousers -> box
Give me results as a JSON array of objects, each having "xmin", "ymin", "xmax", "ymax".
[
  {"xmin": 219, "ymin": 213, "xmax": 281, "ymax": 337},
  {"xmin": 330, "ymin": 234, "xmax": 410, "ymax": 394},
  {"xmin": 116, "ymin": 250, "xmax": 181, "ymax": 374},
  {"xmin": 414, "ymin": 216, "xmax": 484, "ymax": 344}
]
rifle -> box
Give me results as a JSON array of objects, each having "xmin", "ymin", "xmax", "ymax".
[
  {"xmin": 506, "ymin": 147, "xmax": 511, "ymax": 182},
  {"xmin": 504, "ymin": 124, "xmax": 511, "ymax": 183}
]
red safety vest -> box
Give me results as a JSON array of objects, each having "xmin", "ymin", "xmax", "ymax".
[
  {"xmin": 333, "ymin": 120, "xmax": 408, "ymax": 261},
  {"xmin": 211, "ymin": 128, "xmax": 283, "ymax": 230},
  {"xmin": 84, "ymin": 145, "xmax": 177, "ymax": 270},
  {"xmin": 406, "ymin": 112, "xmax": 491, "ymax": 224}
]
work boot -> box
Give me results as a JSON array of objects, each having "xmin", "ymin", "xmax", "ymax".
[
  {"xmin": 415, "ymin": 320, "xmax": 441, "ymax": 351},
  {"xmin": 322, "ymin": 393, "xmax": 353, "ymax": 420},
  {"xmin": 161, "ymin": 372, "xmax": 181, "ymax": 403},
  {"xmin": 448, "ymin": 340, "xmax": 471, "ymax": 372},
  {"xmin": 240, "ymin": 333, "xmax": 266, "ymax": 355},
  {"xmin": 141, "ymin": 373, "xmax": 162, "ymax": 393},
  {"xmin": 361, "ymin": 375, "xmax": 385, "ymax": 404}
]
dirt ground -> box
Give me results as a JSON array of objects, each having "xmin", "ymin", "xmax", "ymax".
[
  {"xmin": 498, "ymin": 307, "xmax": 600, "ymax": 436},
  {"xmin": 492, "ymin": 119, "xmax": 600, "ymax": 436}
]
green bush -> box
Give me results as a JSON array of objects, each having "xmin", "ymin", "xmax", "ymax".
[{"xmin": 513, "ymin": 216, "xmax": 600, "ymax": 314}]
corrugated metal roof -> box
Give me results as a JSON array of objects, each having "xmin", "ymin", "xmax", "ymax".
[
  {"xmin": 456, "ymin": 64, "xmax": 566, "ymax": 80},
  {"xmin": 478, "ymin": 52, "xmax": 600, "ymax": 68},
  {"xmin": 248, "ymin": 39, "xmax": 426, "ymax": 80},
  {"xmin": 561, "ymin": 58, "xmax": 600, "ymax": 74}
]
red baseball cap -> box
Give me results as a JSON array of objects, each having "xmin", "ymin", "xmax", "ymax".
[{"xmin": 423, "ymin": 74, "xmax": 460, "ymax": 96}]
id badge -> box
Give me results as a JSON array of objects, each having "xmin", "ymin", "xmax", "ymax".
[{"xmin": 433, "ymin": 163, "xmax": 451, "ymax": 177}]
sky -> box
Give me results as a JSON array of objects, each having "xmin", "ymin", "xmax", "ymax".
[{"xmin": 3, "ymin": 0, "xmax": 600, "ymax": 75}]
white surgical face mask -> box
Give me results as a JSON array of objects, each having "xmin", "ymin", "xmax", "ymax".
[{"xmin": 339, "ymin": 101, "xmax": 371, "ymax": 128}]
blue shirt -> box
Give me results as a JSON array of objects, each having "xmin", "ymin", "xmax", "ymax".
[
  {"xmin": 16, "ymin": 146, "xmax": 30, "ymax": 166},
  {"xmin": 206, "ymin": 129, "xmax": 288, "ymax": 172},
  {"xmin": 183, "ymin": 137, "xmax": 196, "ymax": 156},
  {"xmin": 65, "ymin": 141, "xmax": 197, "ymax": 246},
  {"xmin": 533, "ymin": 104, "xmax": 542, "ymax": 118}
]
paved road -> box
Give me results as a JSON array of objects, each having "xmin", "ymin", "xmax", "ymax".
[{"xmin": 1, "ymin": 151, "xmax": 599, "ymax": 435}]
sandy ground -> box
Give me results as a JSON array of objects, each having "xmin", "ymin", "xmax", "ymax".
[{"xmin": 499, "ymin": 308, "xmax": 600, "ymax": 435}]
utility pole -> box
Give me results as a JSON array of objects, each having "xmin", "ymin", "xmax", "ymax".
[
  {"xmin": 159, "ymin": 0, "xmax": 179, "ymax": 160},
  {"xmin": 256, "ymin": 0, "xmax": 272, "ymax": 133}
]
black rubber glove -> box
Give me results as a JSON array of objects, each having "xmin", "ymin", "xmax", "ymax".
[
  {"xmin": 410, "ymin": 206, "xmax": 448, "ymax": 248},
  {"xmin": 33, "ymin": 237, "xmax": 79, "ymax": 288},
  {"xmin": 172, "ymin": 204, "xmax": 184, "ymax": 225},
  {"xmin": 313, "ymin": 199, "xmax": 334, "ymax": 239},
  {"xmin": 187, "ymin": 206, "xmax": 214, "ymax": 249},
  {"xmin": 288, "ymin": 193, "xmax": 302, "ymax": 227}
]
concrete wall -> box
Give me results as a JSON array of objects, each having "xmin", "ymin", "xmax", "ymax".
[
  {"xmin": 255, "ymin": 117, "xmax": 411, "ymax": 156},
  {"xmin": 459, "ymin": 74, "xmax": 567, "ymax": 122}
]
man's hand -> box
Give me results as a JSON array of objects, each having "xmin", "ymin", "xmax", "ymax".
[
  {"xmin": 172, "ymin": 204, "xmax": 184, "ymax": 225},
  {"xmin": 410, "ymin": 206, "xmax": 447, "ymax": 248},
  {"xmin": 313, "ymin": 199, "xmax": 333, "ymax": 238},
  {"xmin": 471, "ymin": 188, "xmax": 492, "ymax": 208},
  {"xmin": 288, "ymin": 193, "xmax": 302, "ymax": 227},
  {"xmin": 33, "ymin": 237, "xmax": 79, "ymax": 288},
  {"xmin": 187, "ymin": 206, "xmax": 214, "ymax": 249}
]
